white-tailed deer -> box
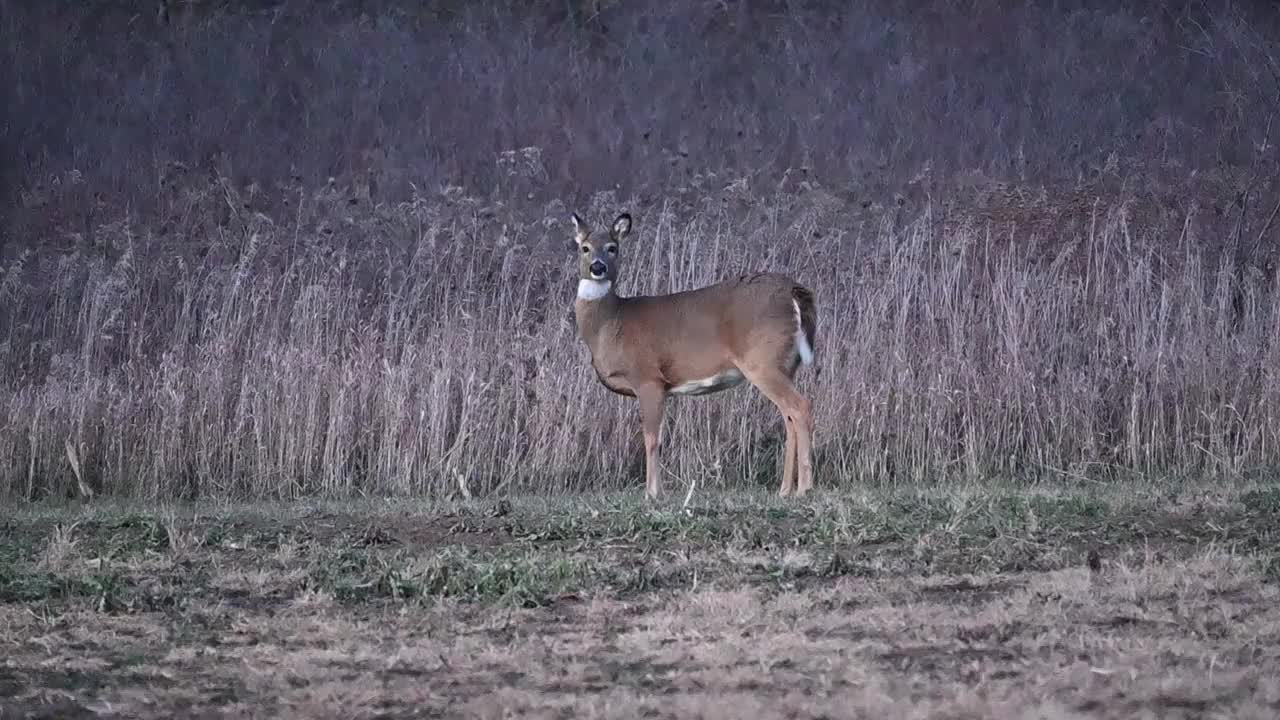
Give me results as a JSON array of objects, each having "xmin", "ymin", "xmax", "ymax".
[{"xmin": 571, "ymin": 211, "xmax": 818, "ymax": 500}]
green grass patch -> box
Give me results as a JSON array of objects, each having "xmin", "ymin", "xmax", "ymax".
[
  {"xmin": 3, "ymin": 484, "xmax": 1278, "ymax": 613},
  {"xmin": 305, "ymin": 546, "xmax": 593, "ymax": 607},
  {"xmin": 1241, "ymin": 487, "xmax": 1280, "ymax": 514}
]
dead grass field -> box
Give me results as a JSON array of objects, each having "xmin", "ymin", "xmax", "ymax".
[{"xmin": 3, "ymin": 483, "xmax": 1279, "ymax": 719}]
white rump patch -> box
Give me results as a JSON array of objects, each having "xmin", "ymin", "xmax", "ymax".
[
  {"xmin": 577, "ymin": 279, "xmax": 612, "ymax": 301},
  {"xmin": 794, "ymin": 299, "xmax": 814, "ymax": 365},
  {"xmin": 670, "ymin": 369, "xmax": 746, "ymax": 396}
]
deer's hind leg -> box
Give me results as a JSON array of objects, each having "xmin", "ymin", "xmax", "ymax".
[
  {"xmin": 779, "ymin": 415, "xmax": 798, "ymax": 497},
  {"xmin": 736, "ymin": 360, "xmax": 814, "ymax": 498}
]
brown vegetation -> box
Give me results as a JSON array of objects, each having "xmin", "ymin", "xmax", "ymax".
[{"xmin": 2, "ymin": 172, "xmax": 1278, "ymax": 500}]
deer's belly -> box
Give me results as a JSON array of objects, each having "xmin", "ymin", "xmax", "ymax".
[{"xmin": 668, "ymin": 369, "xmax": 746, "ymax": 396}]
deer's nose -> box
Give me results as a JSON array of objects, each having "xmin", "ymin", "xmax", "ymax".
[{"xmin": 589, "ymin": 259, "xmax": 607, "ymax": 277}]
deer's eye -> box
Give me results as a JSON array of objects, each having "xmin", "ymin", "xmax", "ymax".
[
  {"xmin": 580, "ymin": 245, "xmax": 590, "ymax": 255},
  {"xmin": 605, "ymin": 245, "xmax": 618, "ymax": 255}
]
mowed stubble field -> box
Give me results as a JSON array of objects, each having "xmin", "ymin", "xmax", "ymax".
[{"xmin": 2, "ymin": 483, "xmax": 1280, "ymax": 719}]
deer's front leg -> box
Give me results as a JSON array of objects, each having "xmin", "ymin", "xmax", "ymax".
[{"xmin": 636, "ymin": 384, "xmax": 667, "ymax": 500}]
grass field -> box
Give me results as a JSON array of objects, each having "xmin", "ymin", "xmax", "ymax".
[{"xmin": 3, "ymin": 482, "xmax": 1279, "ymax": 718}]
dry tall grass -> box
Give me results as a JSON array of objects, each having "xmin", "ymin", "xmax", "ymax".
[{"xmin": 1, "ymin": 171, "xmax": 1276, "ymax": 501}]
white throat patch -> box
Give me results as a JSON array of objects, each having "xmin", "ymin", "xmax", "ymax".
[{"xmin": 577, "ymin": 279, "xmax": 612, "ymax": 301}]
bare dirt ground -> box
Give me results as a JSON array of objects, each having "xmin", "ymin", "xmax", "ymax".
[{"xmin": 2, "ymin": 484, "xmax": 1279, "ymax": 719}]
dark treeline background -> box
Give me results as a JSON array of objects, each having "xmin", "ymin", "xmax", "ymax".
[{"xmin": 3, "ymin": 0, "xmax": 1279, "ymax": 237}]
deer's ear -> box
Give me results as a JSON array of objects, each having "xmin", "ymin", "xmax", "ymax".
[
  {"xmin": 611, "ymin": 212, "xmax": 632, "ymax": 241},
  {"xmin": 570, "ymin": 212, "xmax": 588, "ymax": 243}
]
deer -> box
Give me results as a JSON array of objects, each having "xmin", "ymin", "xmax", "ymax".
[{"xmin": 570, "ymin": 211, "xmax": 818, "ymax": 500}]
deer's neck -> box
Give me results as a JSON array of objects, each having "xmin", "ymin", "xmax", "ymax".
[{"xmin": 574, "ymin": 281, "xmax": 621, "ymax": 354}]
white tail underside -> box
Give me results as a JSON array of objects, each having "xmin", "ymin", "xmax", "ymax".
[{"xmin": 793, "ymin": 299, "xmax": 814, "ymax": 365}]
